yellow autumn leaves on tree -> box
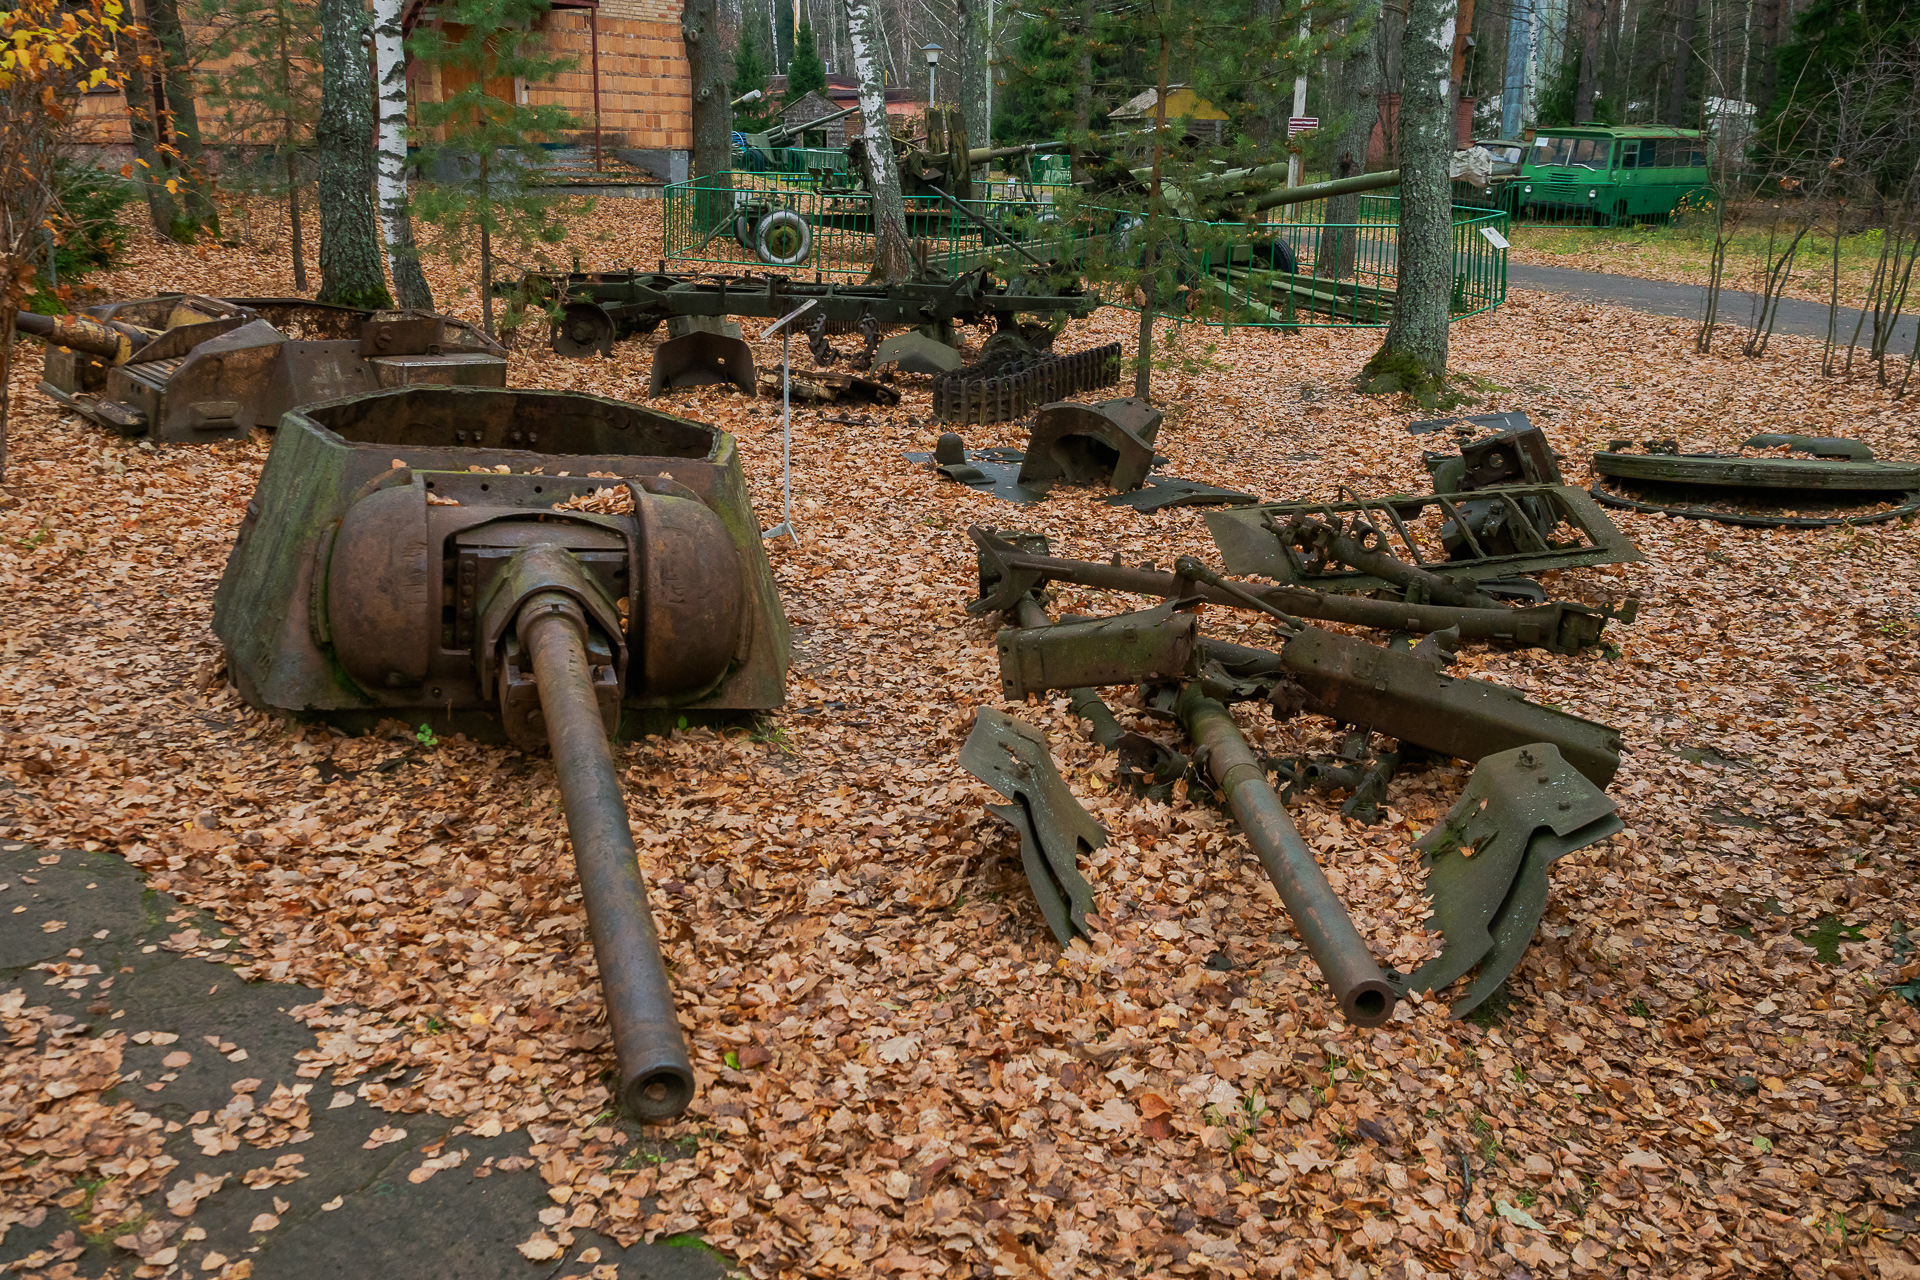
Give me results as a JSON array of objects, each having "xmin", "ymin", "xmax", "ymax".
[{"xmin": 0, "ymin": 0, "xmax": 124, "ymax": 96}]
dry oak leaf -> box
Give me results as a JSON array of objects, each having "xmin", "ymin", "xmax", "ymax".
[
  {"xmin": 362, "ymin": 1126, "xmax": 408, "ymax": 1149},
  {"xmin": 517, "ymin": 1233, "xmax": 564, "ymax": 1261}
]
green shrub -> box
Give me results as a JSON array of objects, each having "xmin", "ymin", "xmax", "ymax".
[{"xmin": 22, "ymin": 161, "xmax": 137, "ymax": 311}]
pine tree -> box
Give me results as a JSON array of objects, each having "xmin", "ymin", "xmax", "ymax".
[
  {"xmin": 787, "ymin": 17, "xmax": 827, "ymax": 102},
  {"xmin": 409, "ymin": 0, "xmax": 584, "ymax": 334},
  {"xmin": 195, "ymin": 0, "xmax": 320, "ymax": 289}
]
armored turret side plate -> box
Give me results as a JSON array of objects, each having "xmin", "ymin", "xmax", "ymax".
[{"xmin": 1593, "ymin": 451, "xmax": 1920, "ymax": 492}]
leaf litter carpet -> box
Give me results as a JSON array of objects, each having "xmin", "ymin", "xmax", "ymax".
[{"xmin": 2, "ymin": 206, "xmax": 1918, "ymax": 1280}]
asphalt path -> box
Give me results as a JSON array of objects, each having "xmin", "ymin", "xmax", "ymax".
[
  {"xmin": 0, "ymin": 843, "xmax": 724, "ymax": 1280},
  {"xmin": 1506, "ymin": 261, "xmax": 1920, "ymax": 350}
]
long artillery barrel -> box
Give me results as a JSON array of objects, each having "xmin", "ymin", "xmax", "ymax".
[
  {"xmin": 1175, "ymin": 682, "xmax": 1399, "ymax": 1027},
  {"xmin": 764, "ymin": 102, "xmax": 861, "ymax": 145},
  {"xmin": 1200, "ymin": 168, "xmax": 1403, "ymax": 218},
  {"xmin": 514, "ymin": 566, "xmax": 695, "ymax": 1122},
  {"xmin": 965, "ymin": 139, "xmax": 1068, "ymax": 166},
  {"xmin": 13, "ymin": 310, "xmax": 149, "ymax": 363}
]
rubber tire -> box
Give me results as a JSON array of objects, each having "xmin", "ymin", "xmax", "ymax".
[{"xmin": 755, "ymin": 209, "xmax": 812, "ymax": 267}]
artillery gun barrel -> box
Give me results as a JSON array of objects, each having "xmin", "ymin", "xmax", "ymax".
[
  {"xmin": 765, "ymin": 103, "xmax": 860, "ymax": 144},
  {"xmin": 1174, "ymin": 683, "xmax": 1398, "ymax": 1028},
  {"xmin": 13, "ymin": 310, "xmax": 149, "ymax": 363},
  {"xmin": 518, "ymin": 590, "xmax": 695, "ymax": 1122},
  {"xmin": 965, "ymin": 139, "xmax": 1068, "ymax": 164},
  {"xmin": 1206, "ymin": 168, "xmax": 1402, "ymax": 218}
]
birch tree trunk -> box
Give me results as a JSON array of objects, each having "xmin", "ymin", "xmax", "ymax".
[
  {"xmin": 954, "ymin": 0, "xmax": 990, "ymax": 170},
  {"xmin": 374, "ymin": 0, "xmax": 434, "ymax": 309},
  {"xmin": 317, "ymin": 0, "xmax": 393, "ymax": 308},
  {"xmin": 1361, "ymin": 0, "xmax": 1454, "ymax": 394},
  {"xmin": 1133, "ymin": 20, "xmax": 1169, "ymax": 399},
  {"xmin": 842, "ymin": 0, "xmax": 912, "ymax": 283}
]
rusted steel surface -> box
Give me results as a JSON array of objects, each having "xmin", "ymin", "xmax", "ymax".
[
  {"xmin": 1404, "ymin": 744, "xmax": 1620, "ymax": 1016},
  {"xmin": 968, "ymin": 527, "xmax": 1630, "ymax": 656},
  {"xmin": 1274, "ymin": 513, "xmax": 1505, "ymax": 610},
  {"xmin": 1016, "ymin": 398, "xmax": 1163, "ymax": 491},
  {"xmin": 1174, "ymin": 683, "xmax": 1399, "ymax": 1028},
  {"xmin": 1590, "ymin": 438, "xmax": 1920, "ymax": 527},
  {"xmin": 959, "ymin": 709, "xmax": 1102, "ymax": 946},
  {"xmin": 997, "ymin": 602, "xmax": 1196, "ymax": 699},
  {"xmin": 520, "ymin": 585, "xmax": 695, "ymax": 1120},
  {"xmin": 29, "ymin": 294, "xmax": 506, "ymax": 443},
  {"xmin": 1204, "ymin": 484, "xmax": 1641, "ymax": 594},
  {"xmin": 516, "ymin": 267, "xmax": 1098, "ymax": 360},
  {"xmin": 649, "ymin": 330, "xmax": 757, "ymax": 396},
  {"xmin": 931, "ymin": 343, "xmax": 1124, "ymax": 427},
  {"xmin": 212, "ymin": 386, "xmax": 792, "ymax": 1120}
]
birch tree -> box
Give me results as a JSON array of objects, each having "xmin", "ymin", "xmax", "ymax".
[
  {"xmin": 317, "ymin": 0, "xmax": 392, "ymax": 307},
  {"xmin": 374, "ymin": 0, "xmax": 433, "ymax": 308},
  {"xmin": 1359, "ymin": 0, "xmax": 1454, "ymax": 397},
  {"xmin": 842, "ymin": 0, "xmax": 912, "ymax": 283}
]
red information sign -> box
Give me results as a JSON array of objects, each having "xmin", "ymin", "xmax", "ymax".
[{"xmin": 1287, "ymin": 116, "xmax": 1319, "ymax": 138}]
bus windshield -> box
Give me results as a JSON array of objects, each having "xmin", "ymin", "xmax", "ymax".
[{"xmin": 1533, "ymin": 136, "xmax": 1611, "ymax": 170}]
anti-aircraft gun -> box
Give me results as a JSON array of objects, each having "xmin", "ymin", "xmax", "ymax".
[
  {"xmin": 732, "ymin": 103, "xmax": 862, "ymax": 171},
  {"xmin": 212, "ymin": 385, "xmax": 790, "ymax": 1121}
]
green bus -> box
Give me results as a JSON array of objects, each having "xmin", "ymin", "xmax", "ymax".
[{"xmin": 1511, "ymin": 125, "xmax": 1711, "ymax": 225}]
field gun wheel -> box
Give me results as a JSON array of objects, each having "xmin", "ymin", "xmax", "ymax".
[
  {"xmin": 552, "ymin": 301, "xmax": 617, "ymax": 358},
  {"xmin": 755, "ymin": 209, "xmax": 813, "ymax": 267}
]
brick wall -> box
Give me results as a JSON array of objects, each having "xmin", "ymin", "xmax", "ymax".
[
  {"xmin": 67, "ymin": 6, "xmax": 694, "ymax": 158},
  {"xmin": 534, "ymin": 9, "xmax": 690, "ymax": 150}
]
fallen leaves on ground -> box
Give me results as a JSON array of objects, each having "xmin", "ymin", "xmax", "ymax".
[{"xmin": 0, "ymin": 199, "xmax": 1917, "ymax": 1279}]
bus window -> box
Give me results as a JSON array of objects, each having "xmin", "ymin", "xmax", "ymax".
[
  {"xmin": 1688, "ymin": 147, "xmax": 1707, "ymax": 166},
  {"xmin": 1535, "ymin": 136, "xmax": 1612, "ymax": 169},
  {"xmin": 1619, "ymin": 140, "xmax": 1640, "ymax": 169}
]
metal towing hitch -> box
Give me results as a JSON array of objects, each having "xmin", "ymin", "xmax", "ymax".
[{"xmin": 212, "ymin": 386, "xmax": 791, "ymax": 1120}]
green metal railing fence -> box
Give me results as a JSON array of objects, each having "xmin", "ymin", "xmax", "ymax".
[
  {"xmin": 663, "ymin": 174, "xmax": 1509, "ymax": 330},
  {"xmin": 664, "ymin": 171, "xmax": 1075, "ymax": 280}
]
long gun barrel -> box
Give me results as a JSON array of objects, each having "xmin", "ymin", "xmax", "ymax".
[
  {"xmin": 516, "ymin": 571, "xmax": 695, "ymax": 1121},
  {"xmin": 1209, "ymin": 168, "xmax": 1403, "ymax": 218},
  {"xmin": 765, "ymin": 103, "xmax": 860, "ymax": 144},
  {"xmin": 14, "ymin": 310, "xmax": 149, "ymax": 363},
  {"xmin": 1175, "ymin": 683, "xmax": 1399, "ymax": 1026},
  {"xmin": 965, "ymin": 139, "xmax": 1068, "ymax": 165}
]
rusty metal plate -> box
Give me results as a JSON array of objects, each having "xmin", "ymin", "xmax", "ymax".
[
  {"xmin": 959, "ymin": 708, "xmax": 1102, "ymax": 947},
  {"xmin": 1404, "ymin": 743, "xmax": 1621, "ymax": 1016},
  {"xmin": 1017, "ymin": 398, "xmax": 1163, "ymax": 492}
]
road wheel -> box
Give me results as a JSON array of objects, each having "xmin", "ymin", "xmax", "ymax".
[{"xmin": 755, "ymin": 210, "xmax": 812, "ymax": 267}]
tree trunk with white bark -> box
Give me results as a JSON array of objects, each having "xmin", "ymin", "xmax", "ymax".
[
  {"xmin": 842, "ymin": 0, "xmax": 912, "ymax": 283},
  {"xmin": 374, "ymin": 0, "xmax": 434, "ymax": 309},
  {"xmin": 1360, "ymin": 0, "xmax": 1454, "ymax": 396}
]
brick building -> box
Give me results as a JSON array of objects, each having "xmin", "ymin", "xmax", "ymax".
[{"xmin": 73, "ymin": 0, "xmax": 696, "ymax": 181}]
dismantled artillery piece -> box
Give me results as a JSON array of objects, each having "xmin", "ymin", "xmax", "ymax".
[
  {"xmin": 1206, "ymin": 416, "xmax": 1641, "ymax": 611},
  {"xmin": 917, "ymin": 395, "xmax": 1257, "ymax": 512},
  {"xmin": 970, "ymin": 520, "xmax": 1629, "ymax": 656},
  {"xmin": 1591, "ymin": 435, "xmax": 1920, "ymax": 528},
  {"xmin": 212, "ymin": 386, "xmax": 790, "ymax": 1121},
  {"xmin": 964, "ymin": 544, "xmax": 1621, "ymax": 1021},
  {"xmin": 521, "ymin": 266, "xmax": 1097, "ymax": 368},
  {"xmin": 21, "ymin": 295, "xmax": 505, "ymax": 443}
]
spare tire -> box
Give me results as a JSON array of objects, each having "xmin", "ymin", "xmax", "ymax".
[{"xmin": 755, "ymin": 209, "xmax": 812, "ymax": 267}]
